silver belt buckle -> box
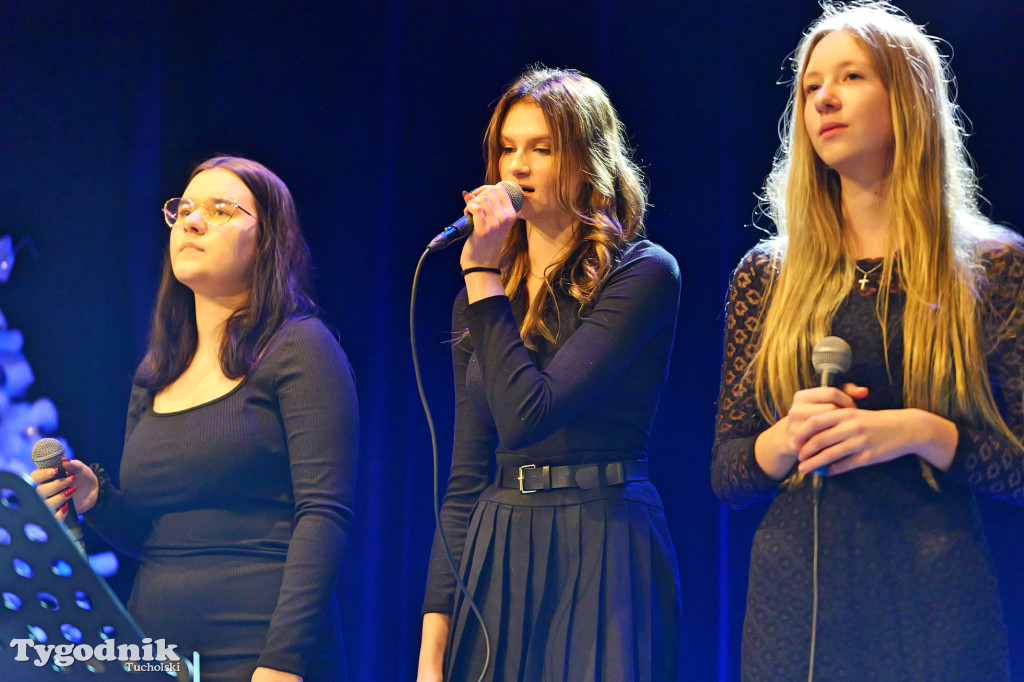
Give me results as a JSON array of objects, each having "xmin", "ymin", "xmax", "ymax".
[{"xmin": 518, "ymin": 464, "xmax": 537, "ymax": 494}]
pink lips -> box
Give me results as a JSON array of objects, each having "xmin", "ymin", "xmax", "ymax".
[
  {"xmin": 179, "ymin": 241, "xmax": 204, "ymax": 253},
  {"xmin": 819, "ymin": 121, "xmax": 847, "ymax": 138}
]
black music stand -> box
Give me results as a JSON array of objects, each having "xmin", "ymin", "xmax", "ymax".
[{"xmin": 0, "ymin": 472, "xmax": 197, "ymax": 680}]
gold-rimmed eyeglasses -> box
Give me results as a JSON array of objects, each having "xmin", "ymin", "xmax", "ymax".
[{"xmin": 162, "ymin": 197, "xmax": 256, "ymax": 229}]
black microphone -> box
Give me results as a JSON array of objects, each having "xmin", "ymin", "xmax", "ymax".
[
  {"xmin": 426, "ymin": 180, "xmax": 525, "ymax": 252},
  {"xmin": 809, "ymin": 336, "xmax": 852, "ymax": 496},
  {"xmin": 31, "ymin": 437, "xmax": 86, "ymax": 554}
]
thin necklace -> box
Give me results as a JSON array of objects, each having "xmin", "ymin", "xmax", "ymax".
[{"xmin": 855, "ymin": 261, "xmax": 883, "ymax": 290}]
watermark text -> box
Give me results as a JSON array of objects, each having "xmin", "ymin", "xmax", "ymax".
[{"xmin": 8, "ymin": 637, "xmax": 179, "ymax": 668}]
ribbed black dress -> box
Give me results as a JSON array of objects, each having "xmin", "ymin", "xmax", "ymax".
[
  {"xmin": 713, "ymin": 242, "xmax": 1024, "ymax": 681},
  {"xmin": 423, "ymin": 240, "xmax": 683, "ymax": 681},
  {"xmin": 84, "ymin": 316, "xmax": 358, "ymax": 681}
]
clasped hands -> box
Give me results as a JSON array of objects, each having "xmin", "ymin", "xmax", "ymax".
[{"xmin": 758, "ymin": 383, "xmax": 957, "ymax": 480}]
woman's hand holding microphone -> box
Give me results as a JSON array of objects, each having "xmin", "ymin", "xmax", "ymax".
[
  {"xmin": 460, "ymin": 183, "xmax": 521, "ymax": 303},
  {"xmin": 30, "ymin": 458, "xmax": 99, "ymax": 521}
]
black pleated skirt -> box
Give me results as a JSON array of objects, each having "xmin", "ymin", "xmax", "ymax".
[{"xmin": 445, "ymin": 481, "xmax": 681, "ymax": 682}]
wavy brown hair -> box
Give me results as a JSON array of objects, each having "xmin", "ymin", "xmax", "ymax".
[
  {"xmin": 483, "ymin": 66, "xmax": 647, "ymax": 349},
  {"xmin": 750, "ymin": 2, "xmax": 1021, "ymax": 485},
  {"xmin": 136, "ymin": 156, "xmax": 317, "ymax": 390}
]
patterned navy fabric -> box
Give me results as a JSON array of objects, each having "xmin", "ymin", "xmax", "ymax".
[{"xmin": 713, "ymin": 242, "xmax": 1024, "ymax": 680}]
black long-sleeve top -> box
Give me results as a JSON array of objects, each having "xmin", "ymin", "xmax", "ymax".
[{"xmin": 84, "ymin": 316, "xmax": 358, "ymax": 677}]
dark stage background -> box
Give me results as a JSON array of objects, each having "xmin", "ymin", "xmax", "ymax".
[{"xmin": 2, "ymin": 1, "xmax": 1022, "ymax": 679}]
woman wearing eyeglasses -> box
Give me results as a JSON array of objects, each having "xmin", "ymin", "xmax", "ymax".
[{"xmin": 31, "ymin": 156, "xmax": 358, "ymax": 682}]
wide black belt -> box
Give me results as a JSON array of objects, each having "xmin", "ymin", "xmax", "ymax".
[{"xmin": 498, "ymin": 460, "xmax": 649, "ymax": 494}]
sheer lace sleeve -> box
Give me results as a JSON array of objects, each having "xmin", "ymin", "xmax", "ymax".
[
  {"xmin": 711, "ymin": 246, "xmax": 783, "ymax": 508},
  {"xmin": 944, "ymin": 239, "xmax": 1024, "ymax": 504}
]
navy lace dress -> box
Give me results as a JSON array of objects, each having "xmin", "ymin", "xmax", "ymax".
[{"xmin": 713, "ymin": 243, "xmax": 1024, "ymax": 681}]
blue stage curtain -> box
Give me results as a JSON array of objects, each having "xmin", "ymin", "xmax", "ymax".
[{"xmin": 3, "ymin": 1, "xmax": 1021, "ymax": 679}]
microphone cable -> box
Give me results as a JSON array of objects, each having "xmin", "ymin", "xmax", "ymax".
[
  {"xmin": 808, "ymin": 476, "xmax": 823, "ymax": 682},
  {"xmin": 411, "ymin": 247, "xmax": 491, "ymax": 682}
]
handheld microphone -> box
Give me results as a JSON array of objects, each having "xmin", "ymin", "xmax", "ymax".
[
  {"xmin": 426, "ymin": 180, "xmax": 525, "ymax": 252},
  {"xmin": 809, "ymin": 336, "xmax": 852, "ymax": 491},
  {"xmin": 31, "ymin": 437, "xmax": 86, "ymax": 554},
  {"xmin": 812, "ymin": 336, "xmax": 852, "ymax": 390},
  {"xmin": 806, "ymin": 336, "xmax": 851, "ymax": 679}
]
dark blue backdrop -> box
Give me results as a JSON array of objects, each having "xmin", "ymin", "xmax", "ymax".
[{"xmin": 2, "ymin": 1, "xmax": 1022, "ymax": 679}]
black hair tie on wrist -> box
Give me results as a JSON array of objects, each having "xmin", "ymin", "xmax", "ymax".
[{"xmin": 461, "ymin": 267, "xmax": 501, "ymax": 276}]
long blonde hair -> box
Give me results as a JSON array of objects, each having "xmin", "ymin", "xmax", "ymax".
[
  {"xmin": 752, "ymin": 2, "xmax": 1019, "ymax": 477},
  {"xmin": 483, "ymin": 66, "xmax": 646, "ymax": 349}
]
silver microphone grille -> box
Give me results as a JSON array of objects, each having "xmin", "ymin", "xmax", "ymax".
[
  {"xmin": 497, "ymin": 180, "xmax": 525, "ymax": 212},
  {"xmin": 31, "ymin": 437, "xmax": 66, "ymax": 469},
  {"xmin": 812, "ymin": 336, "xmax": 852, "ymax": 375}
]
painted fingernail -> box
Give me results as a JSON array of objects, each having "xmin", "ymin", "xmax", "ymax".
[
  {"xmin": 61, "ymin": 457, "xmax": 70, "ymax": 463},
  {"xmin": 52, "ymin": 467, "xmax": 60, "ymax": 476},
  {"xmin": 67, "ymin": 475, "xmax": 75, "ymax": 484},
  {"xmin": 64, "ymin": 485, "xmax": 77, "ymax": 497},
  {"xmin": 59, "ymin": 502, "xmax": 69, "ymax": 514}
]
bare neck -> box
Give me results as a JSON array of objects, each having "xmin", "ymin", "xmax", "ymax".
[
  {"xmin": 525, "ymin": 217, "xmax": 576, "ymax": 277},
  {"xmin": 192, "ymin": 292, "xmax": 247, "ymax": 362},
  {"xmin": 840, "ymin": 174, "xmax": 891, "ymax": 259}
]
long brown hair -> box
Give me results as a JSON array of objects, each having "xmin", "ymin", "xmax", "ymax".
[
  {"xmin": 483, "ymin": 66, "xmax": 646, "ymax": 348},
  {"xmin": 751, "ymin": 2, "xmax": 1021, "ymax": 483},
  {"xmin": 136, "ymin": 156, "xmax": 317, "ymax": 390}
]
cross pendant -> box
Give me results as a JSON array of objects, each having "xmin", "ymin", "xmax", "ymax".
[{"xmin": 858, "ymin": 275, "xmax": 870, "ymax": 290}]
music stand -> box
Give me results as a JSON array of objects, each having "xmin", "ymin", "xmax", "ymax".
[{"xmin": 0, "ymin": 472, "xmax": 197, "ymax": 680}]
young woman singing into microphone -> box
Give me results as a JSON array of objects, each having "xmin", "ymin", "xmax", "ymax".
[
  {"xmin": 419, "ymin": 67, "xmax": 682, "ymax": 681},
  {"xmin": 712, "ymin": 3, "xmax": 1024, "ymax": 679}
]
